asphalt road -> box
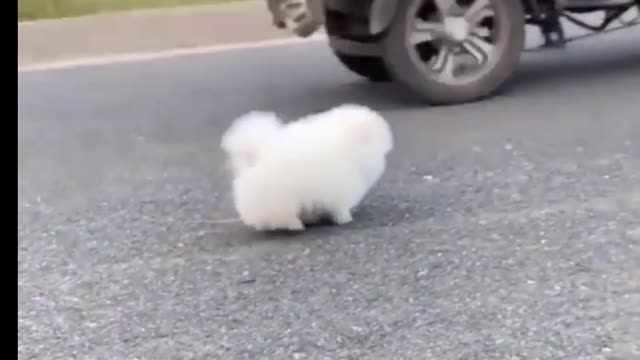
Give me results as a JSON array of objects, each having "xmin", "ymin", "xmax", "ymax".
[{"xmin": 18, "ymin": 26, "xmax": 640, "ymax": 359}]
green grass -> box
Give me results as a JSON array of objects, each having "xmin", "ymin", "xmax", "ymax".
[{"xmin": 18, "ymin": 0, "xmax": 242, "ymax": 21}]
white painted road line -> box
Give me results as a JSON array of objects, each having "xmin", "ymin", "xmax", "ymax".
[{"xmin": 18, "ymin": 33, "xmax": 327, "ymax": 73}]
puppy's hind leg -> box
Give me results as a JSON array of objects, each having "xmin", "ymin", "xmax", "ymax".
[
  {"xmin": 329, "ymin": 207, "xmax": 353, "ymax": 225},
  {"xmin": 272, "ymin": 205, "xmax": 306, "ymax": 231},
  {"xmin": 284, "ymin": 217, "xmax": 305, "ymax": 231},
  {"xmin": 248, "ymin": 216, "xmax": 304, "ymax": 232}
]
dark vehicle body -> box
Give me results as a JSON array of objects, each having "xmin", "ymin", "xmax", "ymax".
[{"xmin": 266, "ymin": 0, "xmax": 639, "ymax": 104}]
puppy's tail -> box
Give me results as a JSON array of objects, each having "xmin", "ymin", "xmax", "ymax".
[{"xmin": 221, "ymin": 111, "xmax": 284, "ymax": 171}]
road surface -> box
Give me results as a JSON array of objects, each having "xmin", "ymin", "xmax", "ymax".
[{"xmin": 19, "ymin": 28, "xmax": 640, "ymax": 359}]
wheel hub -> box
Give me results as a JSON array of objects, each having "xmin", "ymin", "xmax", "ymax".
[{"xmin": 443, "ymin": 16, "xmax": 471, "ymax": 42}]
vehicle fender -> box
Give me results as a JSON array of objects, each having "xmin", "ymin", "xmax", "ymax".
[
  {"xmin": 307, "ymin": 0, "xmax": 326, "ymax": 25},
  {"xmin": 369, "ymin": 0, "xmax": 399, "ymax": 35}
]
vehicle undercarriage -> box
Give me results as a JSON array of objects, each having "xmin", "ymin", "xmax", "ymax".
[{"xmin": 265, "ymin": 0, "xmax": 639, "ymax": 104}]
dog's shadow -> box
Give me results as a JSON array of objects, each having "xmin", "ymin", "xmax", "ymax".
[
  {"xmin": 229, "ymin": 188, "xmax": 444, "ymax": 247},
  {"xmin": 256, "ymin": 216, "xmax": 342, "ymax": 240},
  {"xmin": 230, "ymin": 213, "xmax": 355, "ymax": 244},
  {"xmin": 505, "ymin": 46, "xmax": 640, "ymax": 96}
]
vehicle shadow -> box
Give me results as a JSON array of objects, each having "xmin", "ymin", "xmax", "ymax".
[
  {"xmin": 500, "ymin": 45, "xmax": 640, "ymax": 97},
  {"xmin": 254, "ymin": 43, "xmax": 640, "ymax": 115}
]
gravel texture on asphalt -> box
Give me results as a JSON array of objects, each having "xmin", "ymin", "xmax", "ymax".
[{"xmin": 19, "ymin": 27, "xmax": 640, "ymax": 359}]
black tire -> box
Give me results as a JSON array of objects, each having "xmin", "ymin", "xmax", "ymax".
[
  {"xmin": 324, "ymin": 7, "xmax": 391, "ymax": 82},
  {"xmin": 331, "ymin": 51, "xmax": 391, "ymax": 82},
  {"xmin": 381, "ymin": 0, "xmax": 526, "ymax": 105}
]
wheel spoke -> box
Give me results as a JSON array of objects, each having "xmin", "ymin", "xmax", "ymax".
[
  {"xmin": 472, "ymin": 27, "xmax": 491, "ymax": 38},
  {"xmin": 461, "ymin": 35, "xmax": 494, "ymax": 64},
  {"xmin": 433, "ymin": 0, "xmax": 457, "ymax": 16},
  {"xmin": 432, "ymin": 47, "xmax": 456, "ymax": 82},
  {"xmin": 464, "ymin": 0, "xmax": 491, "ymax": 21},
  {"xmin": 468, "ymin": 8, "xmax": 494, "ymax": 28},
  {"xmin": 410, "ymin": 19, "xmax": 445, "ymax": 44}
]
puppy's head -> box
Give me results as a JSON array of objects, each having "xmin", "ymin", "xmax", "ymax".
[
  {"xmin": 329, "ymin": 104, "xmax": 394, "ymax": 156},
  {"xmin": 220, "ymin": 111, "xmax": 284, "ymax": 175}
]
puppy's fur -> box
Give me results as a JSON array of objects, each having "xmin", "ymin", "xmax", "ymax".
[{"xmin": 221, "ymin": 104, "xmax": 393, "ymax": 231}]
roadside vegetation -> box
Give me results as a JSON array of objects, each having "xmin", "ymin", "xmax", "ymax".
[{"xmin": 18, "ymin": 0, "xmax": 241, "ymax": 21}]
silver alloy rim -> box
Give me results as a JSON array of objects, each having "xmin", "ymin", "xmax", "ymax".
[{"xmin": 405, "ymin": 0, "xmax": 501, "ymax": 85}]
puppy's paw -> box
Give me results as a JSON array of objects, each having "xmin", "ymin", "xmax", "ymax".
[
  {"xmin": 331, "ymin": 209, "xmax": 353, "ymax": 225},
  {"xmin": 285, "ymin": 218, "xmax": 306, "ymax": 231},
  {"xmin": 252, "ymin": 223, "xmax": 269, "ymax": 232}
]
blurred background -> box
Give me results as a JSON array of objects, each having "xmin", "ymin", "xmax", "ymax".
[{"xmin": 18, "ymin": 0, "xmax": 240, "ymax": 21}]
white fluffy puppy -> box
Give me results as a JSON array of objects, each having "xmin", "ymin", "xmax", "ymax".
[{"xmin": 220, "ymin": 104, "xmax": 393, "ymax": 231}]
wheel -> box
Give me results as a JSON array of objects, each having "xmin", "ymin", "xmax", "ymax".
[
  {"xmin": 324, "ymin": 8, "xmax": 391, "ymax": 82},
  {"xmin": 330, "ymin": 51, "xmax": 391, "ymax": 82},
  {"xmin": 381, "ymin": 0, "xmax": 526, "ymax": 105}
]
